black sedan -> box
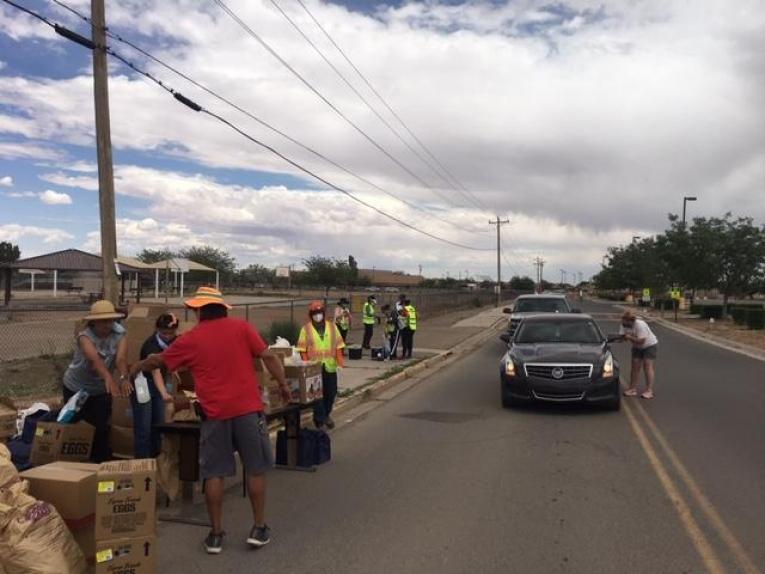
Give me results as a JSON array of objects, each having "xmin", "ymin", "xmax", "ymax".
[{"xmin": 499, "ymin": 313, "xmax": 621, "ymax": 410}]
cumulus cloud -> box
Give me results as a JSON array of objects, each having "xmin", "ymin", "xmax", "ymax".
[
  {"xmin": 1, "ymin": 0, "xmax": 764, "ymax": 276},
  {"xmin": 0, "ymin": 175, "xmax": 12, "ymax": 187},
  {"xmin": 0, "ymin": 223, "xmax": 73, "ymax": 244},
  {"xmin": 39, "ymin": 189, "xmax": 73, "ymax": 205}
]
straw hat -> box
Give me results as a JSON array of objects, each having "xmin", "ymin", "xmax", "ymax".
[
  {"xmin": 184, "ymin": 286, "xmax": 232, "ymax": 309},
  {"xmin": 84, "ymin": 300, "xmax": 125, "ymax": 321}
]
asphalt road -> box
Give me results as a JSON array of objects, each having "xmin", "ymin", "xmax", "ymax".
[{"xmin": 158, "ymin": 299, "xmax": 764, "ymax": 573}]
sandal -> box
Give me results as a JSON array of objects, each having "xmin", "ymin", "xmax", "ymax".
[
  {"xmin": 623, "ymin": 388, "xmax": 638, "ymax": 397},
  {"xmin": 640, "ymin": 390, "xmax": 654, "ymax": 399}
]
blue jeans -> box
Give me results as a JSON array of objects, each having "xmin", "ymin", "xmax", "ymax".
[{"xmin": 131, "ymin": 382, "xmax": 166, "ymax": 458}]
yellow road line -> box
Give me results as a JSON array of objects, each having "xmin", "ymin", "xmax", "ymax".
[
  {"xmin": 622, "ymin": 398, "xmax": 726, "ymax": 574},
  {"xmin": 633, "ymin": 400, "xmax": 762, "ymax": 574}
]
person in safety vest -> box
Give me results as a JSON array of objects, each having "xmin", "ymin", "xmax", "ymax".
[
  {"xmin": 400, "ymin": 298, "xmax": 417, "ymax": 359},
  {"xmin": 334, "ymin": 298, "xmax": 352, "ymax": 343},
  {"xmin": 297, "ymin": 301, "xmax": 346, "ymax": 429},
  {"xmin": 362, "ymin": 295, "xmax": 377, "ymax": 349}
]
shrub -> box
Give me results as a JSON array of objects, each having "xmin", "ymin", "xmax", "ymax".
[
  {"xmin": 267, "ymin": 320, "xmax": 301, "ymax": 345},
  {"xmin": 472, "ymin": 296, "xmax": 482, "ymax": 308},
  {"xmin": 699, "ymin": 305, "xmax": 723, "ymax": 320},
  {"xmin": 746, "ymin": 309, "xmax": 765, "ymax": 330},
  {"xmin": 730, "ymin": 307, "xmax": 748, "ymax": 326}
]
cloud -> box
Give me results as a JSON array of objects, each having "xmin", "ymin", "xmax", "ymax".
[
  {"xmin": 0, "ymin": 176, "xmax": 12, "ymax": 187},
  {"xmin": 0, "ymin": 223, "xmax": 73, "ymax": 244},
  {"xmin": 4, "ymin": 191, "xmax": 36, "ymax": 198},
  {"xmin": 39, "ymin": 172, "xmax": 99, "ymax": 191},
  {"xmin": 39, "ymin": 189, "xmax": 73, "ymax": 205},
  {"xmin": 0, "ymin": 141, "xmax": 63, "ymax": 161},
  {"xmin": 1, "ymin": 0, "xmax": 764, "ymax": 277}
]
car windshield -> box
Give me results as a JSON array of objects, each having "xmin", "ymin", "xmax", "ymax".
[
  {"xmin": 515, "ymin": 320, "xmax": 603, "ymax": 344},
  {"xmin": 515, "ymin": 298, "xmax": 569, "ymax": 313}
]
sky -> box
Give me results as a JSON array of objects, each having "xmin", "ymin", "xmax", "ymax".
[{"xmin": 1, "ymin": 0, "xmax": 763, "ymax": 281}]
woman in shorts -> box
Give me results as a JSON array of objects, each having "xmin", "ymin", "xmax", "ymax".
[{"xmin": 619, "ymin": 309, "xmax": 659, "ymax": 399}]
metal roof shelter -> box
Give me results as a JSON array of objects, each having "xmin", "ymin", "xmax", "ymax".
[
  {"xmin": 2, "ymin": 248, "xmax": 148, "ymax": 305},
  {"xmin": 144, "ymin": 258, "xmax": 219, "ymax": 298}
]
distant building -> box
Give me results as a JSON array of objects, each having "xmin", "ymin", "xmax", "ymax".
[{"xmin": 359, "ymin": 269, "xmax": 424, "ymax": 288}]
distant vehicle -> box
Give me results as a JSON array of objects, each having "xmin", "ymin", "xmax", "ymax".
[
  {"xmin": 499, "ymin": 314, "xmax": 621, "ymax": 410},
  {"xmin": 383, "ymin": 287, "xmax": 398, "ymax": 293},
  {"xmin": 502, "ymin": 293, "xmax": 575, "ymax": 337},
  {"xmin": 365, "ymin": 286, "xmax": 381, "ymax": 292}
]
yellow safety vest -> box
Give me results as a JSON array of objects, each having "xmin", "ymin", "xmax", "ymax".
[
  {"xmin": 405, "ymin": 305, "xmax": 417, "ymax": 331},
  {"xmin": 363, "ymin": 302, "xmax": 376, "ymax": 325},
  {"xmin": 336, "ymin": 308, "xmax": 350, "ymax": 330},
  {"xmin": 296, "ymin": 321, "xmax": 345, "ymax": 373}
]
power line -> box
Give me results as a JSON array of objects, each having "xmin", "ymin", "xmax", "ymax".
[
  {"xmin": 267, "ymin": 0, "xmax": 479, "ymax": 209},
  {"xmin": 210, "ymin": 0, "xmax": 462, "ymax": 209},
  {"xmin": 47, "ymin": 0, "xmax": 475, "ymax": 234},
  {"xmin": 3, "ymin": 0, "xmax": 492, "ymax": 252},
  {"xmin": 294, "ymin": 0, "xmax": 490, "ymax": 212}
]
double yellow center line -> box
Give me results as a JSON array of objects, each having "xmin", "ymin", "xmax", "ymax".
[{"xmin": 622, "ymin": 380, "xmax": 760, "ymax": 574}]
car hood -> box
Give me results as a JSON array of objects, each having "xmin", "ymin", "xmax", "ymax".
[{"xmin": 511, "ymin": 343, "xmax": 605, "ymax": 363}]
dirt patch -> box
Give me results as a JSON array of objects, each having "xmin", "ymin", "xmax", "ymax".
[
  {"xmin": 676, "ymin": 317, "xmax": 765, "ymax": 350},
  {"xmin": 0, "ymin": 354, "xmax": 68, "ymax": 400}
]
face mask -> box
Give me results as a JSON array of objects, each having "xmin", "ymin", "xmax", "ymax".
[
  {"xmin": 312, "ymin": 313, "xmax": 324, "ymax": 323},
  {"xmin": 622, "ymin": 322, "xmax": 633, "ymax": 328}
]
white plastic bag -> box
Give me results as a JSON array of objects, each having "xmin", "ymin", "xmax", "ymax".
[
  {"xmin": 272, "ymin": 336, "xmax": 291, "ymax": 348},
  {"xmin": 15, "ymin": 403, "xmax": 50, "ymax": 437}
]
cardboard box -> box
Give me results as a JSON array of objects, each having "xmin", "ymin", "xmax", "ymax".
[
  {"xmin": 111, "ymin": 396, "xmax": 133, "ymax": 428},
  {"xmin": 263, "ymin": 381, "xmax": 290, "ymax": 413},
  {"xmin": 31, "ymin": 421, "xmax": 95, "ymax": 466},
  {"xmin": 268, "ymin": 345, "xmax": 293, "ymax": 362},
  {"xmin": 284, "ymin": 363, "xmax": 323, "ymax": 404},
  {"xmin": 95, "ymin": 459, "xmax": 157, "ymax": 541},
  {"xmin": 0, "ymin": 397, "xmax": 17, "ymax": 439},
  {"xmin": 21, "ymin": 461, "xmax": 100, "ymax": 557},
  {"xmin": 110, "ymin": 425, "xmax": 134, "ymax": 458},
  {"xmin": 94, "ymin": 535, "xmax": 157, "ymax": 574}
]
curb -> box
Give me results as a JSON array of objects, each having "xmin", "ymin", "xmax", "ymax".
[{"xmin": 613, "ymin": 303, "xmax": 765, "ymax": 363}]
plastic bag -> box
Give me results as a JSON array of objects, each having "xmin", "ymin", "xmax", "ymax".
[
  {"xmin": 15, "ymin": 403, "xmax": 50, "ymax": 437},
  {"xmin": 56, "ymin": 390, "xmax": 88, "ymax": 423},
  {"xmin": 272, "ymin": 336, "xmax": 291, "ymax": 348}
]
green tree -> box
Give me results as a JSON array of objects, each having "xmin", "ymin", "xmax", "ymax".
[
  {"xmin": 509, "ymin": 275, "xmax": 535, "ymax": 291},
  {"xmin": 0, "ymin": 241, "xmax": 20, "ymax": 264},
  {"xmin": 179, "ymin": 246, "xmax": 236, "ymax": 274},
  {"xmin": 135, "ymin": 248, "xmax": 175, "ymax": 264},
  {"xmin": 238, "ymin": 264, "xmax": 276, "ymax": 286}
]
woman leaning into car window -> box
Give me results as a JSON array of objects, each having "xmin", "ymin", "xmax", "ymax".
[{"xmin": 619, "ymin": 309, "xmax": 659, "ymax": 399}]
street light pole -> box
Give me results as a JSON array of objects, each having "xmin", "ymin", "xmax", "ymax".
[{"xmin": 682, "ymin": 196, "xmax": 697, "ymax": 226}]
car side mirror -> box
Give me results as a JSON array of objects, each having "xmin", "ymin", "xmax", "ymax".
[
  {"xmin": 571, "ymin": 308, "xmax": 582, "ymax": 313},
  {"xmin": 502, "ymin": 306, "xmax": 513, "ymax": 314},
  {"xmin": 606, "ymin": 334, "xmax": 623, "ymax": 343},
  {"xmin": 499, "ymin": 333, "xmax": 511, "ymax": 344}
]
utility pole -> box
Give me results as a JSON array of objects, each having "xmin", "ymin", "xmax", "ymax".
[
  {"xmin": 489, "ymin": 216, "xmax": 510, "ymax": 306},
  {"xmin": 92, "ymin": 0, "xmax": 119, "ymax": 304},
  {"xmin": 560, "ymin": 269, "xmax": 566, "ymax": 286},
  {"xmin": 533, "ymin": 257, "xmax": 546, "ymax": 293}
]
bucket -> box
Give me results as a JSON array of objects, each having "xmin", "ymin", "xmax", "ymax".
[
  {"xmin": 371, "ymin": 347, "xmax": 385, "ymax": 361},
  {"xmin": 348, "ymin": 346, "xmax": 363, "ymax": 360}
]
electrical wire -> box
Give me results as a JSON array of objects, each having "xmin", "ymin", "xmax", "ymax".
[
  {"xmin": 294, "ymin": 0, "xmax": 490, "ymax": 212},
  {"xmin": 210, "ymin": 0, "xmax": 462, "ymax": 209},
  {"xmin": 266, "ymin": 0, "xmax": 476, "ymax": 208},
  {"xmin": 47, "ymin": 0, "xmax": 477, "ymax": 234},
  {"xmin": 3, "ymin": 0, "xmax": 493, "ymax": 252}
]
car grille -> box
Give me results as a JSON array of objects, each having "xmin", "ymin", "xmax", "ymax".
[
  {"xmin": 532, "ymin": 391, "xmax": 585, "ymax": 402},
  {"xmin": 524, "ymin": 363, "xmax": 593, "ymax": 380}
]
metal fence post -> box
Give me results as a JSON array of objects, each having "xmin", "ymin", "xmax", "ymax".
[
  {"xmin": 290, "ymin": 300, "xmax": 294, "ymax": 325},
  {"xmin": 246, "ymin": 303, "xmax": 250, "ymax": 323}
]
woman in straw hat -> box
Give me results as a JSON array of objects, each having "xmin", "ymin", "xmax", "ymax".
[{"xmin": 62, "ymin": 300, "xmax": 132, "ymax": 462}]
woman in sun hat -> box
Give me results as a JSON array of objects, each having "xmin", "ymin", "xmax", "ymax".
[
  {"xmin": 62, "ymin": 299, "xmax": 131, "ymax": 462},
  {"xmin": 131, "ymin": 286, "xmax": 290, "ymax": 555}
]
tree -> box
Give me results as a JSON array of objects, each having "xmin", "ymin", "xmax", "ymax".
[
  {"xmin": 509, "ymin": 275, "xmax": 535, "ymax": 291},
  {"xmin": 136, "ymin": 248, "xmax": 175, "ymax": 264},
  {"xmin": 179, "ymin": 246, "xmax": 236, "ymax": 275},
  {"xmin": 0, "ymin": 242, "xmax": 20, "ymax": 264},
  {"xmin": 238, "ymin": 264, "xmax": 276, "ymax": 286}
]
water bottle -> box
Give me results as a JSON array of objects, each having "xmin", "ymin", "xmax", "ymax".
[{"xmin": 134, "ymin": 373, "xmax": 151, "ymax": 404}]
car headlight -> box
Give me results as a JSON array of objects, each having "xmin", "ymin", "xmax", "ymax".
[
  {"xmin": 602, "ymin": 352, "xmax": 614, "ymax": 378},
  {"xmin": 505, "ymin": 357, "xmax": 516, "ymax": 377}
]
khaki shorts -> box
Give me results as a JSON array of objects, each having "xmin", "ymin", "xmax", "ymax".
[{"xmin": 199, "ymin": 411, "xmax": 273, "ymax": 479}]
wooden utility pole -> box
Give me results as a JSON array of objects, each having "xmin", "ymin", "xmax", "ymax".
[
  {"xmin": 533, "ymin": 256, "xmax": 546, "ymax": 293},
  {"xmin": 489, "ymin": 216, "xmax": 510, "ymax": 306},
  {"xmin": 92, "ymin": 0, "xmax": 119, "ymax": 304}
]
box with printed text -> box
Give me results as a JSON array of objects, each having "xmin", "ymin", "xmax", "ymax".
[
  {"xmin": 30, "ymin": 421, "xmax": 95, "ymax": 466},
  {"xmin": 95, "ymin": 459, "xmax": 157, "ymax": 541}
]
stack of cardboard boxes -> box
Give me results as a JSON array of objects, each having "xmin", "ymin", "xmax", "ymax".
[
  {"xmin": 22, "ymin": 459, "xmax": 158, "ymax": 573},
  {"xmin": 256, "ymin": 348, "xmax": 323, "ymax": 413}
]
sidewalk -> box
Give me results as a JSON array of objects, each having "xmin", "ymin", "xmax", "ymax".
[{"xmin": 337, "ymin": 305, "xmax": 506, "ymax": 395}]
